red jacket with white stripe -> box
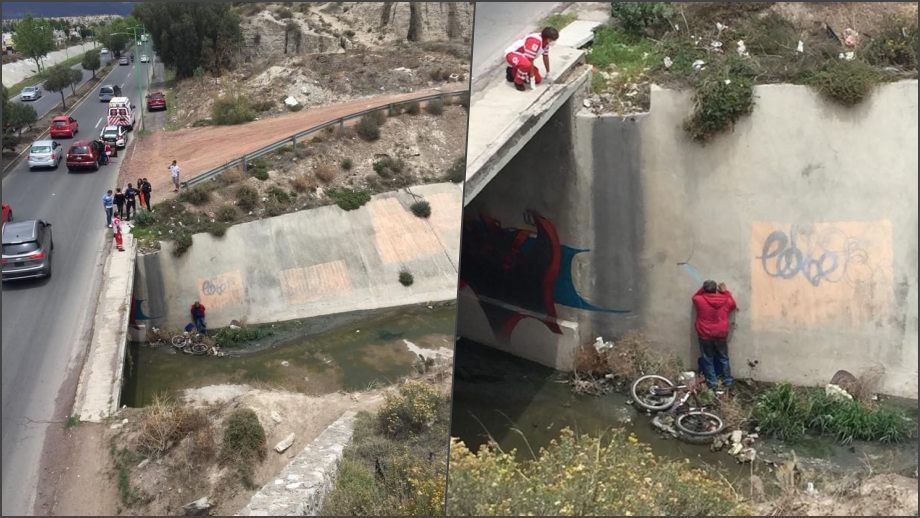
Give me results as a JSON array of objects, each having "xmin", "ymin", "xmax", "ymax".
[{"xmin": 505, "ymin": 32, "xmax": 550, "ymax": 60}]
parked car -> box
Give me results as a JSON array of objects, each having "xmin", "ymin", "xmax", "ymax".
[
  {"xmin": 2, "ymin": 219, "xmax": 54, "ymax": 281},
  {"xmin": 28, "ymin": 140, "xmax": 63, "ymax": 169},
  {"xmin": 100, "ymin": 47, "xmax": 109, "ymax": 54},
  {"xmin": 20, "ymin": 86, "xmax": 42, "ymax": 101},
  {"xmin": 99, "ymin": 84, "xmax": 122, "ymax": 102},
  {"xmin": 145, "ymin": 91, "xmax": 166, "ymax": 111},
  {"xmin": 119, "ymin": 56, "xmax": 129, "ymax": 66},
  {"xmin": 1, "ymin": 203, "xmax": 11, "ymax": 225},
  {"xmin": 140, "ymin": 54, "xmax": 150, "ymax": 63},
  {"xmin": 66, "ymin": 140, "xmax": 100, "ymax": 172},
  {"xmin": 49, "ymin": 115, "xmax": 78, "ymax": 139},
  {"xmin": 101, "ymin": 125, "xmax": 128, "ymax": 148}
]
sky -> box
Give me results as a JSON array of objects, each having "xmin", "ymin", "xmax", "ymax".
[{"xmin": 2, "ymin": 2, "xmax": 135, "ymax": 20}]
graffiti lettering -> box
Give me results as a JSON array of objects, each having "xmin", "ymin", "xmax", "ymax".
[
  {"xmin": 201, "ymin": 279, "xmax": 227, "ymax": 296},
  {"xmin": 758, "ymin": 225, "xmax": 875, "ymax": 287}
]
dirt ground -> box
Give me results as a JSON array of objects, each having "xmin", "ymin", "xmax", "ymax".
[
  {"xmin": 755, "ymin": 473, "xmax": 919, "ymax": 516},
  {"xmin": 116, "ymin": 85, "xmax": 466, "ymax": 198},
  {"xmin": 37, "ymin": 384, "xmax": 386, "ymax": 516}
]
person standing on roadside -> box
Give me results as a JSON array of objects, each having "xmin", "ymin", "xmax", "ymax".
[
  {"xmin": 124, "ymin": 183, "xmax": 137, "ymax": 220},
  {"xmin": 112, "ymin": 213, "xmax": 124, "ymax": 251},
  {"xmin": 692, "ymin": 280, "xmax": 738, "ymax": 390},
  {"xmin": 169, "ymin": 160, "xmax": 181, "ymax": 192},
  {"xmin": 113, "ymin": 187, "xmax": 125, "ymax": 218},
  {"xmin": 141, "ymin": 178, "xmax": 153, "ymax": 209},
  {"xmin": 102, "ymin": 190, "xmax": 114, "ymax": 228},
  {"xmin": 135, "ymin": 177, "xmax": 146, "ymax": 209}
]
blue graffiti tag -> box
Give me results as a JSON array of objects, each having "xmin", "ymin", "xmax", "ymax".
[{"xmin": 758, "ymin": 225, "xmax": 874, "ymax": 287}]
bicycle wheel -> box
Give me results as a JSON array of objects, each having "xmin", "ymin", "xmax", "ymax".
[
  {"xmin": 631, "ymin": 375, "xmax": 678, "ymax": 411},
  {"xmin": 187, "ymin": 343, "xmax": 209, "ymax": 356},
  {"xmin": 676, "ymin": 410, "xmax": 724, "ymax": 437},
  {"xmin": 171, "ymin": 335, "xmax": 187, "ymax": 348}
]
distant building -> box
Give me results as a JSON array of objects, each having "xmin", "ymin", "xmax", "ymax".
[{"xmin": 2, "ymin": 32, "xmax": 13, "ymax": 52}]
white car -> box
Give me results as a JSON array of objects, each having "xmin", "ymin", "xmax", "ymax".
[
  {"xmin": 140, "ymin": 54, "xmax": 150, "ymax": 63},
  {"xmin": 20, "ymin": 86, "xmax": 42, "ymax": 101},
  {"xmin": 100, "ymin": 47, "xmax": 109, "ymax": 54},
  {"xmin": 28, "ymin": 140, "xmax": 63, "ymax": 169},
  {"xmin": 101, "ymin": 125, "xmax": 128, "ymax": 148}
]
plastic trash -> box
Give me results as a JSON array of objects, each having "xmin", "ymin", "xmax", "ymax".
[
  {"xmin": 796, "ymin": 40, "xmax": 805, "ymax": 53},
  {"xmin": 691, "ymin": 60, "xmax": 706, "ymax": 71},
  {"xmin": 663, "ymin": 56, "xmax": 673, "ymax": 69},
  {"xmin": 736, "ymin": 40, "xmax": 748, "ymax": 56},
  {"xmin": 843, "ymin": 28, "xmax": 860, "ymax": 47}
]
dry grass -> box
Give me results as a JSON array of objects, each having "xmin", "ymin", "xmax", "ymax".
[
  {"xmin": 854, "ymin": 366, "xmax": 885, "ymax": 404},
  {"xmin": 135, "ymin": 395, "xmax": 209, "ymax": 458},
  {"xmin": 289, "ymin": 174, "xmax": 316, "ymax": 193},
  {"xmin": 315, "ymin": 163, "xmax": 338, "ymax": 183},
  {"xmin": 606, "ymin": 331, "xmax": 683, "ymax": 382},
  {"xmin": 574, "ymin": 345, "xmax": 611, "ymax": 377},
  {"xmin": 219, "ymin": 166, "xmax": 245, "ymax": 185},
  {"xmin": 717, "ymin": 391, "xmax": 750, "ymax": 430}
]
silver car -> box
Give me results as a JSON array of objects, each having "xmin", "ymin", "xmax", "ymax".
[
  {"xmin": 20, "ymin": 86, "xmax": 42, "ymax": 101},
  {"xmin": 2, "ymin": 220, "xmax": 54, "ymax": 282},
  {"xmin": 28, "ymin": 140, "xmax": 63, "ymax": 169}
]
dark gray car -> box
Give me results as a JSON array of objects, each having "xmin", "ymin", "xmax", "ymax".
[{"xmin": 2, "ymin": 220, "xmax": 54, "ymax": 281}]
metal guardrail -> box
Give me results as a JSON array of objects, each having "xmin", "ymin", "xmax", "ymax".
[{"xmin": 183, "ymin": 90, "xmax": 468, "ymax": 188}]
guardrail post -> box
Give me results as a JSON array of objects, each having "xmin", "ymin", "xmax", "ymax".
[
  {"xmin": 291, "ymin": 136, "xmax": 296, "ymax": 150},
  {"xmin": 242, "ymin": 157, "xmax": 248, "ymax": 172}
]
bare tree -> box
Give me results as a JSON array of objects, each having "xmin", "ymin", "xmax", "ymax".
[
  {"xmin": 407, "ymin": 2, "xmax": 421, "ymax": 41},
  {"xmin": 447, "ymin": 3, "xmax": 460, "ymax": 40},
  {"xmin": 380, "ymin": 2, "xmax": 394, "ymax": 28}
]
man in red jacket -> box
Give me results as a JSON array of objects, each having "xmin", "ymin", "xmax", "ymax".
[{"xmin": 692, "ymin": 280, "xmax": 737, "ymax": 389}]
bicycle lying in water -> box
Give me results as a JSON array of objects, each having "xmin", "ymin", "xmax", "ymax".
[
  {"xmin": 630, "ymin": 373, "xmax": 725, "ymax": 439},
  {"xmin": 171, "ymin": 331, "xmax": 210, "ymax": 356}
]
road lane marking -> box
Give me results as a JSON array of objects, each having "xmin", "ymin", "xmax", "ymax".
[{"xmin": 95, "ymin": 117, "xmax": 104, "ymax": 128}]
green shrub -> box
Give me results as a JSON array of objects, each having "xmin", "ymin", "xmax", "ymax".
[
  {"xmin": 610, "ymin": 2, "xmax": 674, "ymax": 38},
  {"xmin": 356, "ymin": 113, "xmax": 381, "ymax": 141},
  {"xmin": 220, "ymin": 408, "xmax": 267, "ymax": 487},
  {"xmin": 191, "ymin": 118, "xmax": 213, "ymax": 127},
  {"xmin": 410, "ymin": 200, "xmax": 431, "ymax": 218},
  {"xmin": 172, "ymin": 230, "xmax": 193, "ymax": 257},
  {"xmin": 754, "ymin": 383, "xmax": 915, "ymax": 444},
  {"xmin": 247, "ymin": 158, "xmax": 270, "ymax": 181},
  {"xmin": 178, "ymin": 185, "xmax": 210, "ymax": 206},
  {"xmin": 398, "ymin": 270, "xmax": 414, "ymax": 287},
  {"xmin": 250, "ymin": 99, "xmax": 274, "ymax": 113},
  {"xmin": 214, "ymin": 325, "xmax": 274, "ymax": 347},
  {"xmin": 378, "ymin": 380, "xmax": 438, "ymax": 436},
  {"xmin": 134, "ymin": 208, "xmax": 156, "ymax": 227},
  {"xmin": 212, "ymin": 92, "xmax": 256, "ymax": 125},
  {"xmin": 263, "ymin": 200, "xmax": 285, "ymax": 217},
  {"xmin": 207, "ymin": 222, "xmax": 228, "ymax": 237},
  {"xmin": 448, "ymin": 428, "xmax": 749, "ymax": 515},
  {"xmin": 373, "ymin": 109, "xmax": 387, "ymax": 125},
  {"xmin": 683, "ymin": 70, "xmax": 755, "ymax": 142},
  {"xmin": 425, "ymin": 99, "xmax": 444, "ymax": 115},
  {"xmin": 805, "ymin": 59, "xmax": 885, "ymax": 107},
  {"xmin": 217, "ymin": 204, "xmax": 238, "ymax": 222},
  {"xmin": 236, "ymin": 185, "xmax": 259, "ymax": 211},
  {"xmin": 406, "ymin": 101, "xmax": 421, "ymax": 115},
  {"xmin": 544, "ymin": 12, "xmax": 577, "ymax": 30},
  {"xmin": 863, "ymin": 18, "xmax": 918, "ymax": 70},
  {"xmin": 275, "ymin": 6, "xmax": 293, "ymax": 18},
  {"xmin": 372, "ymin": 157, "xmax": 405, "ymax": 178},
  {"xmin": 328, "ymin": 188, "xmax": 371, "ymax": 211},
  {"xmin": 446, "ymin": 155, "xmax": 465, "ymax": 183},
  {"xmin": 267, "ymin": 186, "xmax": 292, "ymax": 204},
  {"xmin": 340, "ymin": 158, "xmax": 353, "ymax": 170},
  {"xmin": 737, "ymin": 12, "xmax": 798, "ymax": 56}
]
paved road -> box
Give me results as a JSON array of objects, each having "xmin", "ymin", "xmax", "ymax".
[
  {"xmin": 470, "ymin": 2, "xmax": 560, "ymax": 91},
  {"xmin": 11, "ymin": 52, "xmax": 116, "ymax": 120},
  {"xmin": 0, "ymin": 40, "xmax": 153, "ymax": 516}
]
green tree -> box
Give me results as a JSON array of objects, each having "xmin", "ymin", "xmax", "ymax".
[
  {"xmin": 5, "ymin": 103, "xmax": 38, "ymax": 137},
  {"xmin": 134, "ymin": 3, "xmax": 242, "ymax": 78},
  {"xmin": 81, "ymin": 49, "xmax": 101, "ymax": 79},
  {"xmin": 67, "ymin": 68, "xmax": 83, "ymax": 95},
  {"xmin": 14, "ymin": 14, "xmax": 55, "ymax": 72},
  {"xmin": 44, "ymin": 65, "xmax": 80, "ymax": 109}
]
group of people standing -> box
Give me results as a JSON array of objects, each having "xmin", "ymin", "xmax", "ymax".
[
  {"xmin": 91, "ymin": 139, "xmax": 115, "ymax": 166},
  {"xmin": 102, "ymin": 178, "xmax": 153, "ymax": 228}
]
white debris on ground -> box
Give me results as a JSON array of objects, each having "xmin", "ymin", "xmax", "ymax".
[{"xmin": 403, "ymin": 339, "xmax": 453, "ymax": 363}]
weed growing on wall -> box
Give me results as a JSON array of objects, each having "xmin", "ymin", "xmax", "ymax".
[
  {"xmin": 328, "ymin": 188, "xmax": 371, "ymax": 211},
  {"xmin": 447, "ymin": 428, "xmax": 749, "ymax": 515},
  {"xmin": 220, "ymin": 408, "xmax": 267, "ymax": 488},
  {"xmin": 410, "ymin": 200, "xmax": 431, "ymax": 218},
  {"xmin": 804, "ymin": 59, "xmax": 886, "ymax": 107},
  {"xmin": 398, "ymin": 269, "xmax": 415, "ymax": 287}
]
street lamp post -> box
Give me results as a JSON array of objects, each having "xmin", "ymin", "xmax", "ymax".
[{"xmin": 112, "ymin": 25, "xmax": 148, "ymax": 130}]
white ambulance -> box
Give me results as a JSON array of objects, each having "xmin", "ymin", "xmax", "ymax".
[{"xmin": 107, "ymin": 97, "xmax": 136, "ymax": 131}]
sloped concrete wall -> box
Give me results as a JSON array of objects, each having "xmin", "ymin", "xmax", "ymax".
[{"xmin": 136, "ymin": 183, "xmax": 461, "ymax": 330}]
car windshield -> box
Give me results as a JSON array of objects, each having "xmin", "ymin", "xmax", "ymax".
[
  {"xmin": 71, "ymin": 146, "xmax": 90, "ymax": 154},
  {"xmin": 24, "ymin": 87, "xmax": 37, "ymax": 93},
  {"xmin": 31, "ymin": 145, "xmax": 51, "ymax": 153},
  {"xmin": 104, "ymin": 130, "xmax": 117, "ymax": 138},
  {"xmin": 2, "ymin": 242, "xmax": 39, "ymax": 256},
  {"xmin": 101, "ymin": 87, "xmax": 113, "ymax": 94},
  {"xmin": 53, "ymin": 121, "xmax": 67, "ymax": 126}
]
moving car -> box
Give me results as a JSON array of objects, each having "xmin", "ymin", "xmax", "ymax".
[
  {"xmin": 28, "ymin": 140, "xmax": 63, "ymax": 169},
  {"xmin": 2, "ymin": 220, "xmax": 54, "ymax": 281},
  {"xmin": 140, "ymin": 54, "xmax": 150, "ymax": 63},
  {"xmin": 66, "ymin": 140, "xmax": 100, "ymax": 171},
  {"xmin": 119, "ymin": 56, "xmax": 129, "ymax": 66},
  {"xmin": 49, "ymin": 115, "xmax": 78, "ymax": 138},
  {"xmin": 20, "ymin": 86, "xmax": 42, "ymax": 101},
  {"xmin": 145, "ymin": 91, "xmax": 166, "ymax": 111},
  {"xmin": 1, "ymin": 203, "xmax": 11, "ymax": 225},
  {"xmin": 101, "ymin": 125, "xmax": 128, "ymax": 148},
  {"xmin": 99, "ymin": 84, "xmax": 122, "ymax": 102},
  {"xmin": 100, "ymin": 47, "xmax": 109, "ymax": 54}
]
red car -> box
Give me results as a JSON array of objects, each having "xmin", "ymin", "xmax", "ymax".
[
  {"xmin": 66, "ymin": 140, "xmax": 100, "ymax": 172},
  {"xmin": 146, "ymin": 91, "xmax": 166, "ymax": 111},
  {"xmin": 49, "ymin": 115, "xmax": 79, "ymax": 138},
  {"xmin": 1, "ymin": 203, "xmax": 11, "ymax": 225}
]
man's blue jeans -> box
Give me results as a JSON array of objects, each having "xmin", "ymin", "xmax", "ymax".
[
  {"xmin": 105, "ymin": 207, "xmax": 113, "ymax": 226},
  {"xmin": 194, "ymin": 317, "xmax": 207, "ymax": 333},
  {"xmin": 699, "ymin": 337, "xmax": 733, "ymax": 388}
]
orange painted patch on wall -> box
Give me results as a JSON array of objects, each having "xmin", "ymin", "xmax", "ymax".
[
  {"xmin": 751, "ymin": 220, "xmax": 894, "ymax": 331},
  {"xmin": 197, "ymin": 270, "xmax": 245, "ymax": 310},
  {"xmin": 279, "ymin": 260, "xmax": 353, "ymax": 306},
  {"xmin": 369, "ymin": 197, "xmax": 444, "ymax": 263}
]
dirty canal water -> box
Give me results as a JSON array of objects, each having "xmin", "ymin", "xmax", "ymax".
[
  {"xmin": 451, "ymin": 340, "xmax": 918, "ymax": 490},
  {"xmin": 121, "ymin": 304, "xmax": 456, "ymax": 407}
]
